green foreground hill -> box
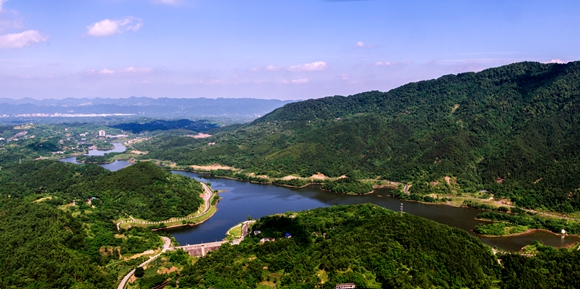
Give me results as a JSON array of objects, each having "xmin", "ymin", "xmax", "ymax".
[
  {"xmin": 179, "ymin": 204, "xmax": 499, "ymax": 289},
  {"xmin": 136, "ymin": 61, "xmax": 580, "ymax": 212},
  {"xmin": 0, "ymin": 161, "xmax": 204, "ymax": 288}
]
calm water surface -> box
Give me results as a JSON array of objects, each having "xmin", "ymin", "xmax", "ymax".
[
  {"xmin": 170, "ymin": 172, "xmax": 580, "ymax": 251},
  {"xmin": 60, "ymin": 143, "xmax": 131, "ymax": 171},
  {"xmin": 59, "ymin": 153, "xmax": 580, "ymax": 251},
  {"xmin": 86, "ymin": 142, "xmax": 126, "ymax": 156}
]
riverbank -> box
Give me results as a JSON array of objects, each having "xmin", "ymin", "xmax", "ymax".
[
  {"xmin": 475, "ymin": 228, "xmax": 576, "ymax": 239},
  {"xmin": 181, "ymin": 166, "xmax": 401, "ymax": 195},
  {"xmin": 70, "ymin": 157, "xmax": 580, "ymax": 249},
  {"xmin": 173, "ymin": 165, "xmax": 580, "ymax": 221},
  {"xmin": 117, "ymin": 183, "xmax": 218, "ymax": 231}
]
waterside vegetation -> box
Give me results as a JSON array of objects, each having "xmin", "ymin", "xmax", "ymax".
[
  {"xmin": 133, "ymin": 61, "xmax": 580, "ymax": 216},
  {"xmin": 0, "ymin": 158, "xmax": 207, "ymax": 288}
]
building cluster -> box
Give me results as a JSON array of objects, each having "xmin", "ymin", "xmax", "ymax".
[
  {"xmin": 254, "ymin": 230, "xmax": 293, "ymax": 244},
  {"xmin": 98, "ymin": 130, "xmax": 128, "ymax": 139}
]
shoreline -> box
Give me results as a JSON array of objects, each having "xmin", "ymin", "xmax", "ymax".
[
  {"xmin": 153, "ymin": 206, "xmax": 219, "ymax": 231},
  {"xmin": 111, "ymin": 162, "xmax": 580, "ymax": 241},
  {"xmin": 118, "ymin": 182, "xmax": 218, "ymax": 231},
  {"xmin": 184, "ymin": 169, "xmax": 383, "ymax": 195},
  {"xmin": 474, "ymin": 228, "xmax": 578, "ymax": 239}
]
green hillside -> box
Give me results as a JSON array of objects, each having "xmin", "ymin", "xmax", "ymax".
[
  {"xmin": 178, "ymin": 204, "xmax": 499, "ymax": 288},
  {"xmin": 0, "ymin": 200, "xmax": 115, "ymax": 289},
  {"xmin": 136, "ymin": 61, "xmax": 580, "ymax": 212},
  {"xmin": 0, "ymin": 161, "xmax": 204, "ymax": 221},
  {"xmin": 0, "ymin": 160, "xmax": 206, "ymax": 287}
]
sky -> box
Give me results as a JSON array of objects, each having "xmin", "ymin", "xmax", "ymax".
[{"xmin": 0, "ymin": 0, "xmax": 579, "ymax": 100}]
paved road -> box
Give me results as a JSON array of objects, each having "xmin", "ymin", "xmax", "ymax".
[
  {"xmin": 200, "ymin": 182, "xmax": 213, "ymax": 214},
  {"xmin": 117, "ymin": 236, "xmax": 172, "ymax": 289},
  {"xmin": 240, "ymin": 221, "xmax": 251, "ymax": 239},
  {"xmin": 403, "ymin": 184, "xmax": 410, "ymax": 195},
  {"xmin": 115, "ymin": 184, "xmax": 213, "ymax": 288},
  {"xmin": 231, "ymin": 220, "xmax": 255, "ymax": 245}
]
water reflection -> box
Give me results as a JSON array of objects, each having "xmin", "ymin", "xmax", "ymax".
[
  {"xmin": 85, "ymin": 142, "xmax": 126, "ymax": 156},
  {"xmin": 170, "ymin": 171, "xmax": 580, "ymax": 251},
  {"xmin": 55, "ymin": 155, "xmax": 580, "ymax": 251},
  {"xmin": 59, "ymin": 143, "xmax": 131, "ymax": 171}
]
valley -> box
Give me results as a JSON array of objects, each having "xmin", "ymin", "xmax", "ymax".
[{"xmin": 3, "ymin": 61, "xmax": 580, "ymax": 288}]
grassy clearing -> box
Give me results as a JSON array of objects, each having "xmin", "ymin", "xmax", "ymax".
[
  {"xmin": 33, "ymin": 196, "xmax": 53, "ymax": 203},
  {"xmin": 225, "ymin": 223, "xmax": 243, "ymax": 241}
]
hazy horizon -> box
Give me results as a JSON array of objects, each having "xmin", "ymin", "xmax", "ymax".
[{"xmin": 1, "ymin": 0, "xmax": 578, "ymax": 100}]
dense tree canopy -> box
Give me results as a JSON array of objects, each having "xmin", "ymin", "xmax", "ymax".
[
  {"xmin": 0, "ymin": 160, "xmax": 205, "ymax": 287},
  {"xmin": 0, "ymin": 161, "xmax": 204, "ymax": 221},
  {"xmin": 135, "ymin": 61, "xmax": 580, "ymax": 212},
  {"xmin": 179, "ymin": 204, "xmax": 499, "ymax": 289},
  {"xmin": 0, "ymin": 200, "xmax": 115, "ymax": 289}
]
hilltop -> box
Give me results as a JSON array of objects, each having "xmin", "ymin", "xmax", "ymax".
[
  {"xmin": 179, "ymin": 204, "xmax": 499, "ymax": 288},
  {"xmin": 0, "ymin": 160, "xmax": 206, "ymax": 288},
  {"xmin": 135, "ymin": 61, "xmax": 580, "ymax": 213}
]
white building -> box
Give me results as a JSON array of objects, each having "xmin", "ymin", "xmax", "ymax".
[{"xmin": 98, "ymin": 130, "xmax": 106, "ymax": 137}]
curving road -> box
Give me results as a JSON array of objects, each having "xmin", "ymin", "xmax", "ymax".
[
  {"xmin": 116, "ymin": 183, "xmax": 213, "ymax": 289},
  {"xmin": 231, "ymin": 220, "xmax": 255, "ymax": 245},
  {"xmin": 117, "ymin": 182, "xmax": 213, "ymax": 289},
  {"xmin": 117, "ymin": 236, "xmax": 172, "ymax": 289}
]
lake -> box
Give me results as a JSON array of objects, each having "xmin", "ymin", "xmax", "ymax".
[
  {"xmin": 59, "ymin": 142, "xmax": 132, "ymax": 171},
  {"xmin": 170, "ymin": 172, "xmax": 580, "ymax": 251},
  {"xmin": 60, "ymin": 149, "xmax": 580, "ymax": 251}
]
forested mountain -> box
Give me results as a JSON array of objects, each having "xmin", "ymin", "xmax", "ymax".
[
  {"xmin": 0, "ymin": 161, "xmax": 204, "ymax": 221},
  {"xmin": 110, "ymin": 119, "xmax": 219, "ymax": 133},
  {"xmin": 0, "ymin": 160, "xmax": 205, "ymax": 287},
  {"xmin": 135, "ymin": 61, "xmax": 580, "ymax": 212},
  {"xmin": 0, "ymin": 200, "xmax": 115, "ymax": 288},
  {"xmin": 179, "ymin": 204, "xmax": 499, "ymax": 288}
]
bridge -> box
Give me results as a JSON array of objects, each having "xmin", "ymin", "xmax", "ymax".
[{"xmin": 177, "ymin": 241, "xmax": 227, "ymax": 257}]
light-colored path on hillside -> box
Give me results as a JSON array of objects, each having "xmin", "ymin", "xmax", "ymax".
[
  {"xmin": 116, "ymin": 182, "xmax": 213, "ymax": 230},
  {"xmin": 117, "ymin": 236, "xmax": 172, "ymax": 289}
]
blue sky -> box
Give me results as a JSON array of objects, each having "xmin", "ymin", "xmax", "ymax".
[{"xmin": 0, "ymin": 0, "xmax": 578, "ymax": 100}]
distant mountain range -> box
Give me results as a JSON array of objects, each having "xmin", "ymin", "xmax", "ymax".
[{"xmin": 0, "ymin": 97, "xmax": 295, "ymax": 120}]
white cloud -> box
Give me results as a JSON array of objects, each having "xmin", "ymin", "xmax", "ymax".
[
  {"xmin": 546, "ymin": 59, "xmax": 567, "ymax": 64},
  {"xmin": 0, "ymin": 0, "xmax": 7, "ymax": 12},
  {"xmin": 86, "ymin": 66, "xmax": 153, "ymax": 75},
  {"xmin": 282, "ymin": 78, "xmax": 309, "ymax": 84},
  {"xmin": 0, "ymin": 30, "xmax": 48, "ymax": 49},
  {"xmin": 375, "ymin": 61, "xmax": 395, "ymax": 66},
  {"xmin": 375, "ymin": 61, "xmax": 411, "ymax": 66},
  {"xmin": 356, "ymin": 41, "xmax": 377, "ymax": 48},
  {"xmin": 287, "ymin": 61, "xmax": 327, "ymax": 71},
  {"xmin": 98, "ymin": 69, "xmax": 115, "ymax": 75},
  {"xmin": 121, "ymin": 66, "xmax": 154, "ymax": 73},
  {"xmin": 86, "ymin": 17, "xmax": 143, "ymax": 37}
]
